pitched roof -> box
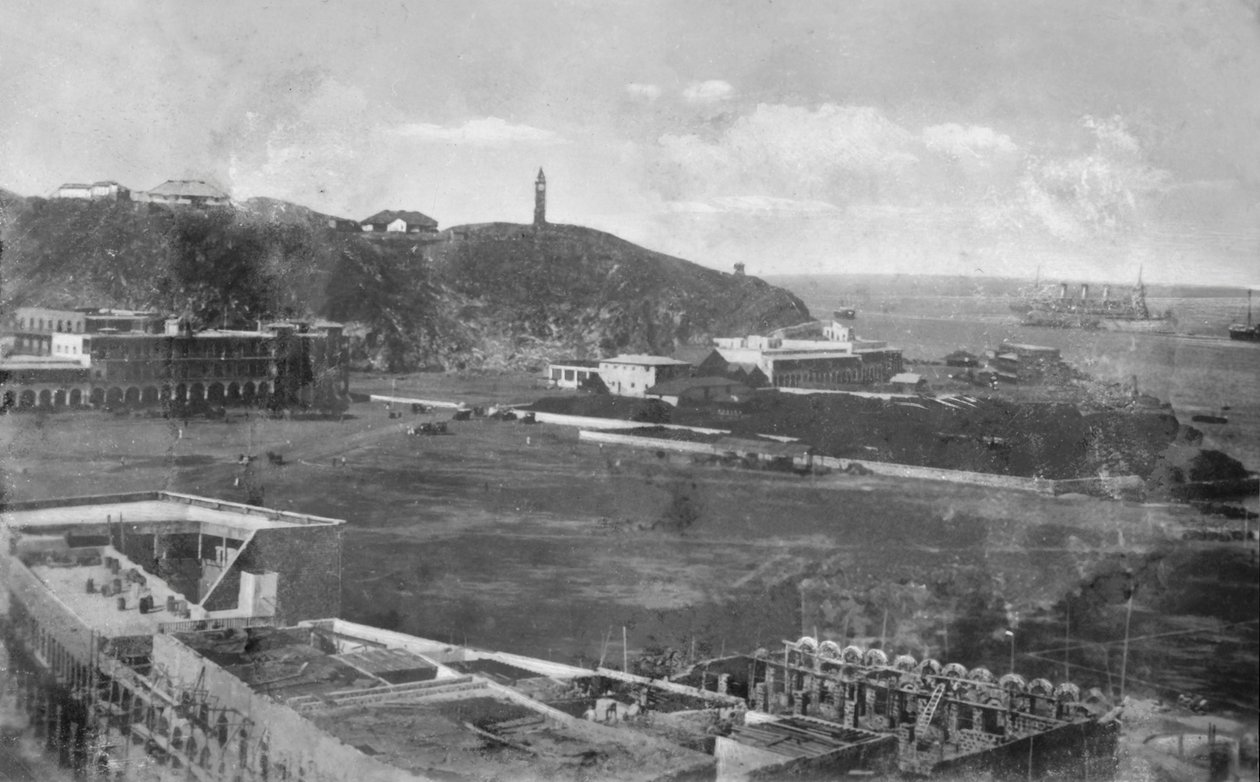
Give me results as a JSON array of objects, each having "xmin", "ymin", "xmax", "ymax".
[
  {"xmin": 647, "ymin": 376, "xmax": 750, "ymax": 396},
  {"xmin": 360, "ymin": 209, "xmax": 438, "ymax": 228},
  {"xmin": 147, "ymin": 180, "xmax": 229, "ymax": 198}
]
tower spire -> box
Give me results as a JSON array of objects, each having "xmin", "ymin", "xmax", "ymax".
[{"xmin": 534, "ymin": 168, "xmax": 547, "ymax": 226}]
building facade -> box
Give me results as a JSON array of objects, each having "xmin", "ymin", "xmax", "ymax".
[
  {"xmin": 712, "ymin": 318, "xmax": 903, "ymax": 389},
  {"xmin": 135, "ymin": 180, "xmax": 230, "ymax": 207},
  {"xmin": 3, "ymin": 308, "xmax": 350, "ymax": 411},
  {"xmin": 597, "ymin": 355, "xmax": 692, "ymax": 398},
  {"xmin": 746, "ymin": 635, "xmax": 1119, "ymax": 778},
  {"xmin": 545, "ymin": 359, "xmax": 600, "ymax": 389}
]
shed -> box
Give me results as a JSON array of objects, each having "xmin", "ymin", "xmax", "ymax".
[{"xmin": 889, "ymin": 372, "xmax": 926, "ymax": 391}]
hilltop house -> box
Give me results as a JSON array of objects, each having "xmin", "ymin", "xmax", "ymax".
[
  {"xmin": 137, "ymin": 179, "xmax": 231, "ymax": 207},
  {"xmin": 50, "ymin": 181, "xmax": 133, "ymax": 201},
  {"xmin": 49, "ymin": 183, "xmax": 93, "ymax": 200},
  {"xmin": 359, "ymin": 210, "xmax": 439, "ymax": 234}
]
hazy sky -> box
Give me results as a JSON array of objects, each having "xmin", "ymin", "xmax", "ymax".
[{"xmin": 3, "ymin": 0, "xmax": 1259, "ymax": 283}]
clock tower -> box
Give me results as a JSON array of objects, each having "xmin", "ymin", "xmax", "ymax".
[{"xmin": 533, "ymin": 168, "xmax": 546, "ymax": 226}]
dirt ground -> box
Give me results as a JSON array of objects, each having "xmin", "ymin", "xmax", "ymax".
[{"xmin": 1, "ymin": 372, "xmax": 1255, "ymax": 721}]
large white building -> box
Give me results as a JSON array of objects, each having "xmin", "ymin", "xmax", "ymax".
[
  {"xmin": 597, "ymin": 354, "xmax": 692, "ymax": 398},
  {"xmin": 709, "ymin": 318, "xmax": 903, "ymax": 389}
]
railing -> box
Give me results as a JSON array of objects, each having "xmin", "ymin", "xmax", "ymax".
[{"xmin": 156, "ymin": 615, "xmax": 276, "ymax": 634}]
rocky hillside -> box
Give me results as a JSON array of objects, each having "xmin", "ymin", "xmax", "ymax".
[
  {"xmin": 427, "ymin": 222, "xmax": 809, "ymax": 367},
  {"xmin": 0, "ymin": 194, "xmax": 809, "ymax": 370}
]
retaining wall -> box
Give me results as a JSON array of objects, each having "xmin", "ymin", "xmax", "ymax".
[
  {"xmin": 531, "ymin": 411, "xmax": 729, "ymax": 435},
  {"xmin": 576, "ymin": 432, "xmax": 1140, "ymax": 496}
]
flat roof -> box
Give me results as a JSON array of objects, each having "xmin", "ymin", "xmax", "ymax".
[
  {"xmin": 998, "ymin": 343, "xmax": 1059, "ymax": 352},
  {"xmin": 549, "ymin": 359, "xmax": 601, "ymax": 368},
  {"xmin": 1, "ymin": 491, "xmax": 344, "ymax": 533},
  {"xmin": 601, "ymin": 354, "xmax": 691, "ymax": 366},
  {"xmin": 305, "ymin": 692, "xmax": 708, "ymax": 780},
  {"xmin": 26, "ymin": 546, "xmax": 194, "ymax": 638},
  {"xmin": 0, "ymin": 357, "xmax": 87, "ymax": 370},
  {"xmin": 177, "ymin": 625, "xmax": 713, "ymax": 780},
  {"xmin": 728, "ymin": 716, "xmax": 889, "ymax": 759}
]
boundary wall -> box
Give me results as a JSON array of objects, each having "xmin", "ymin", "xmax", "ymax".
[{"xmin": 578, "ymin": 431, "xmax": 1140, "ymax": 496}]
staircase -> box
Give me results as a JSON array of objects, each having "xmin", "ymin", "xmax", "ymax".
[{"xmin": 915, "ymin": 683, "xmax": 946, "ymax": 735}]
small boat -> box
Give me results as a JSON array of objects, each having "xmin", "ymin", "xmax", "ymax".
[{"xmin": 1191, "ymin": 414, "xmax": 1228, "ymax": 425}]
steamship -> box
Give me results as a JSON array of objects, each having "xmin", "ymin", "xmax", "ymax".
[{"xmin": 1010, "ymin": 275, "xmax": 1175, "ymax": 333}]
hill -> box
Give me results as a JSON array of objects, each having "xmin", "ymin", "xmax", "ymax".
[
  {"xmin": 0, "ymin": 193, "xmax": 809, "ymax": 371},
  {"xmin": 427, "ymin": 222, "xmax": 809, "ymax": 366}
]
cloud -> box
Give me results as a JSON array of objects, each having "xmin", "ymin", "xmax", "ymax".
[
  {"xmin": 655, "ymin": 103, "xmax": 919, "ymax": 202},
  {"xmin": 681, "ymin": 80, "xmax": 734, "ymax": 103},
  {"xmin": 921, "ymin": 123, "xmax": 1017, "ymax": 159},
  {"xmin": 385, "ymin": 117, "xmax": 564, "ymax": 146},
  {"xmin": 674, "ymin": 195, "xmax": 841, "ymax": 214},
  {"xmin": 625, "ymin": 82, "xmax": 662, "ymax": 100}
]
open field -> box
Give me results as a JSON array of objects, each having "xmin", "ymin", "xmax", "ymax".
[{"xmin": 2, "ymin": 371, "xmax": 1256, "ymax": 719}]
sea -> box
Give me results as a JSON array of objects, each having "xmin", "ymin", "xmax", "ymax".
[{"xmin": 768, "ymin": 275, "xmax": 1260, "ymax": 485}]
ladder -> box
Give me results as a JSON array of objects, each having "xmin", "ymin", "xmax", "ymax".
[{"xmin": 915, "ymin": 684, "xmax": 947, "ymax": 735}]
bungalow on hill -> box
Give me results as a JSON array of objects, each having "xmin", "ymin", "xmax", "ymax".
[
  {"xmin": 49, "ymin": 183, "xmax": 93, "ymax": 200},
  {"xmin": 359, "ymin": 209, "xmax": 439, "ymax": 234},
  {"xmin": 137, "ymin": 179, "xmax": 231, "ymax": 207}
]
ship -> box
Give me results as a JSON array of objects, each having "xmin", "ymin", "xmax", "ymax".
[
  {"xmin": 1010, "ymin": 271, "xmax": 1175, "ymax": 332},
  {"xmin": 1228, "ymin": 289, "xmax": 1260, "ymax": 342}
]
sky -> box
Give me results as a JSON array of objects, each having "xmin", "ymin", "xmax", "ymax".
[{"xmin": 2, "ymin": 0, "xmax": 1259, "ymax": 284}]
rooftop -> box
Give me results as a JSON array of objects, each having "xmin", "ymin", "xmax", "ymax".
[
  {"xmin": 1, "ymin": 491, "xmax": 344, "ymax": 534},
  {"xmin": 729, "ymin": 716, "xmax": 889, "ymax": 759},
  {"xmin": 646, "ymin": 375, "xmax": 751, "ymax": 395},
  {"xmin": 360, "ymin": 209, "xmax": 438, "ymax": 227},
  {"xmin": 601, "ymin": 354, "xmax": 691, "ymax": 366},
  {"xmin": 549, "ymin": 358, "xmax": 601, "ymax": 368},
  {"xmin": 146, "ymin": 179, "xmax": 230, "ymax": 199},
  {"xmin": 174, "ymin": 624, "xmax": 714, "ymax": 781},
  {"xmin": 26, "ymin": 546, "xmax": 195, "ymax": 638}
]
